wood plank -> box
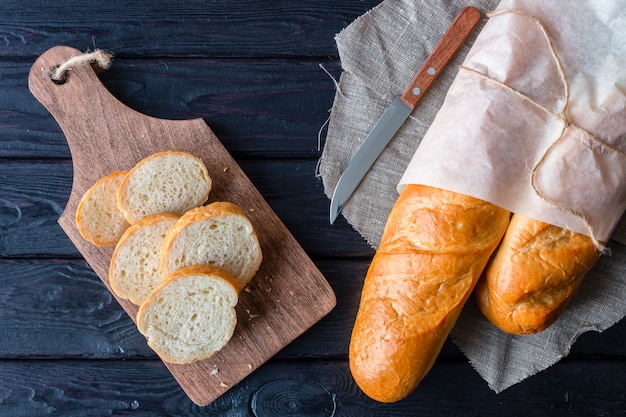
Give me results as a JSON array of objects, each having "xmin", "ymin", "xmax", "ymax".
[
  {"xmin": 0, "ymin": 359, "xmax": 623, "ymax": 416},
  {"xmin": 0, "ymin": 58, "xmax": 344, "ymax": 159},
  {"xmin": 0, "ymin": 259, "xmax": 151, "ymax": 358},
  {"xmin": 0, "ymin": 159, "xmax": 374, "ymax": 258},
  {"xmin": 101, "ymin": 58, "xmax": 342, "ymax": 158},
  {"xmin": 0, "ymin": 160, "xmax": 74, "ymax": 257},
  {"xmin": 2, "ymin": 257, "xmax": 624, "ymax": 361},
  {"xmin": 27, "ymin": 45, "xmax": 335, "ymax": 406},
  {"xmin": 0, "ymin": 258, "xmax": 367, "ymax": 360},
  {"xmin": 0, "ymin": 0, "xmax": 380, "ymax": 59}
]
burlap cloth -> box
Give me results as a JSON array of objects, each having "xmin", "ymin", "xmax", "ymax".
[{"xmin": 318, "ymin": 0, "xmax": 626, "ymax": 392}]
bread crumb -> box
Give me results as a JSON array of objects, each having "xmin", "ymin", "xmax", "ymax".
[
  {"xmin": 220, "ymin": 382, "xmax": 229, "ymax": 388},
  {"xmin": 248, "ymin": 208, "xmax": 255, "ymax": 212},
  {"xmin": 223, "ymin": 167, "xmax": 229, "ymax": 172},
  {"xmin": 247, "ymin": 364, "xmax": 253, "ymax": 370},
  {"xmin": 289, "ymin": 290, "xmax": 294, "ymax": 296},
  {"xmin": 244, "ymin": 287, "xmax": 251, "ymax": 293},
  {"xmin": 210, "ymin": 365, "xmax": 219, "ymax": 375},
  {"xmin": 249, "ymin": 314, "xmax": 258, "ymax": 319}
]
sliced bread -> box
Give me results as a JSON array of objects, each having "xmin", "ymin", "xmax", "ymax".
[
  {"xmin": 136, "ymin": 265, "xmax": 240, "ymax": 364},
  {"xmin": 109, "ymin": 213, "xmax": 180, "ymax": 305},
  {"xmin": 161, "ymin": 202, "xmax": 262, "ymax": 290},
  {"xmin": 76, "ymin": 170, "xmax": 131, "ymax": 246},
  {"xmin": 117, "ymin": 151, "xmax": 211, "ymax": 224}
]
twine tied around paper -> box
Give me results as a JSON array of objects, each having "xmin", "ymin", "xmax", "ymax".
[
  {"xmin": 49, "ymin": 49, "xmax": 113, "ymax": 84},
  {"xmin": 459, "ymin": 9, "xmax": 624, "ymax": 253}
]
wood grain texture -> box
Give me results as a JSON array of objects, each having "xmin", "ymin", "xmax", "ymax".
[
  {"xmin": 3, "ymin": 256, "xmax": 624, "ymax": 362},
  {"xmin": 0, "ymin": 0, "xmax": 380, "ymax": 59},
  {"xmin": 27, "ymin": 45, "xmax": 336, "ymax": 406},
  {"xmin": 0, "ymin": 159, "xmax": 373, "ymax": 258},
  {"xmin": 1, "ymin": 0, "xmax": 625, "ymax": 414},
  {"xmin": 0, "ymin": 59, "xmax": 344, "ymax": 160},
  {"xmin": 0, "ymin": 359, "xmax": 623, "ymax": 417}
]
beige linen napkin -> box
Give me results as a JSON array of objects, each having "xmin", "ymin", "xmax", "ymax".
[{"xmin": 318, "ymin": 0, "xmax": 626, "ymax": 392}]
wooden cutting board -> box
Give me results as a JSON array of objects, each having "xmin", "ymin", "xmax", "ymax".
[{"xmin": 28, "ymin": 46, "xmax": 336, "ymax": 406}]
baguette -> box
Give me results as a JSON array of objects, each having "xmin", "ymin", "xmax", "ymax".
[
  {"xmin": 475, "ymin": 214, "xmax": 599, "ymax": 335},
  {"xmin": 117, "ymin": 151, "xmax": 211, "ymax": 224},
  {"xmin": 76, "ymin": 170, "xmax": 130, "ymax": 246},
  {"xmin": 161, "ymin": 202, "xmax": 262, "ymax": 291},
  {"xmin": 349, "ymin": 184, "xmax": 510, "ymax": 402},
  {"xmin": 109, "ymin": 213, "xmax": 179, "ymax": 305},
  {"xmin": 136, "ymin": 265, "xmax": 239, "ymax": 364}
]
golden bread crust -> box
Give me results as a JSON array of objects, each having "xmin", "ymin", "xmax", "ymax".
[
  {"xmin": 349, "ymin": 184, "xmax": 510, "ymax": 402},
  {"xmin": 475, "ymin": 214, "xmax": 599, "ymax": 335},
  {"xmin": 109, "ymin": 212, "xmax": 180, "ymax": 305},
  {"xmin": 75, "ymin": 170, "xmax": 130, "ymax": 246},
  {"xmin": 160, "ymin": 202, "xmax": 262, "ymax": 290},
  {"xmin": 136, "ymin": 265, "xmax": 240, "ymax": 364}
]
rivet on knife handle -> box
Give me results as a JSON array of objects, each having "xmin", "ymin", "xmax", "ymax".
[
  {"xmin": 329, "ymin": 6, "xmax": 481, "ymax": 224},
  {"xmin": 400, "ymin": 6, "xmax": 482, "ymax": 109}
]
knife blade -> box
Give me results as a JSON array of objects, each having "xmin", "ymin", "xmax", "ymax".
[{"xmin": 329, "ymin": 6, "xmax": 481, "ymax": 224}]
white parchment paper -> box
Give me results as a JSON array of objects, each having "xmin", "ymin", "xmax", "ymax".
[{"xmin": 399, "ymin": 0, "xmax": 626, "ymax": 245}]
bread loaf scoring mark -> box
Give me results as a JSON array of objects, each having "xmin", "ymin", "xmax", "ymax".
[
  {"xmin": 349, "ymin": 184, "xmax": 510, "ymax": 402},
  {"xmin": 476, "ymin": 214, "xmax": 598, "ymax": 334},
  {"xmin": 383, "ymin": 192, "xmax": 506, "ymax": 255}
]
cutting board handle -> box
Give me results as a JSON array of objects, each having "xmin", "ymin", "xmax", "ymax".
[
  {"xmin": 27, "ymin": 46, "xmax": 336, "ymax": 407},
  {"xmin": 28, "ymin": 46, "xmax": 215, "ymax": 225},
  {"xmin": 29, "ymin": 46, "xmax": 210, "ymax": 174}
]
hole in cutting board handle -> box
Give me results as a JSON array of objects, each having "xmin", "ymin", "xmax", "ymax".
[{"xmin": 49, "ymin": 65, "xmax": 68, "ymax": 84}]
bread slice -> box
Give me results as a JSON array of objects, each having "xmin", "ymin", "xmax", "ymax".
[
  {"xmin": 76, "ymin": 170, "xmax": 131, "ymax": 246},
  {"xmin": 161, "ymin": 202, "xmax": 262, "ymax": 290},
  {"xmin": 136, "ymin": 265, "xmax": 240, "ymax": 364},
  {"xmin": 109, "ymin": 213, "xmax": 180, "ymax": 305},
  {"xmin": 117, "ymin": 151, "xmax": 212, "ymax": 224}
]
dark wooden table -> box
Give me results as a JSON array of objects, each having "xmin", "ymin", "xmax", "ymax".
[{"xmin": 1, "ymin": 1, "xmax": 624, "ymax": 416}]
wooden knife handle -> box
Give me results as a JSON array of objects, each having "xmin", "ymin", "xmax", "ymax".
[{"xmin": 399, "ymin": 6, "xmax": 481, "ymax": 109}]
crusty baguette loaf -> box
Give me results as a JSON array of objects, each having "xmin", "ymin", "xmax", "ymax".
[
  {"xmin": 349, "ymin": 184, "xmax": 510, "ymax": 403},
  {"xmin": 161, "ymin": 202, "xmax": 262, "ymax": 291},
  {"xmin": 117, "ymin": 151, "xmax": 211, "ymax": 224},
  {"xmin": 76, "ymin": 170, "xmax": 131, "ymax": 246},
  {"xmin": 136, "ymin": 265, "xmax": 239, "ymax": 364},
  {"xmin": 109, "ymin": 213, "xmax": 179, "ymax": 305},
  {"xmin": 475, "ymin": 214, "xmax": 599, "ymax": 335}
]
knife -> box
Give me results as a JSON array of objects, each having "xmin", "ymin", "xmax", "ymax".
[{"xmin": 329, "ymin": 6, "xmax": 481, "ymax": 224}]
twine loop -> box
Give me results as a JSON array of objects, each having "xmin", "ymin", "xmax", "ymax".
[
  {"xmin": 459, "ymin": 9, "xmax": 624, "ymax": 253},
  {"xmin": 49, "ymin": 49, "xmax": 114, "ymax": 84}
]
